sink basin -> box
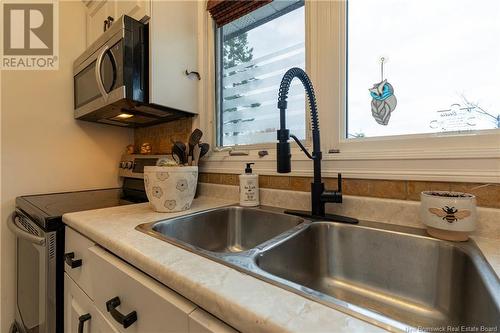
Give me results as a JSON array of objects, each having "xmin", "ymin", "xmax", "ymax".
[
  {"xmin": 137, "ymin": 206, "xmax": 499, "ymax": 331},
  {"xmin": 143, "ymin": 206, "xmax": 305, "ymax": 253},
  {"xmin": 256, "ymin": 222, "xmax": 500, "ymax": 330}
]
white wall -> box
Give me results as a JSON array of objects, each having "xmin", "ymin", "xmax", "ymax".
[{"xmin": 0, "ymin": 2, "xmax": 133, "ymax": 331}]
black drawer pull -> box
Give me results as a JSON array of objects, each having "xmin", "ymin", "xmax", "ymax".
[
  {"xmin": 78, "ymin": 313, "xmax": 91, "ymax": 333},
  {"xmin": 106, "ymin": 297, "xmax": 137, "ymax": 329},
  {"xmin": 64, "ymin": 252, "xmax": 82, "ymax": 269}
]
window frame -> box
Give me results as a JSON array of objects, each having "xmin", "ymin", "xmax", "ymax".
[{"xmin": 197, "ymin": 1, "xmax": 500, "ymax": 183}]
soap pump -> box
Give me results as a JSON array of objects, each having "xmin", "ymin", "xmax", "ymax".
[{"xmin": 239, "ymin": 163, "xmax": 259, "ymax": 207}]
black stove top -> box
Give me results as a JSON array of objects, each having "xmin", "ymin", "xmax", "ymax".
[{"xmin": 16, "ymin": 188, "xmax": 141, "ymax": 230}]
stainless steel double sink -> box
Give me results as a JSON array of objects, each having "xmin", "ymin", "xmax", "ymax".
[{"xmin": 136, "ymin": 206, "xmax": 500, "ymax": 332}]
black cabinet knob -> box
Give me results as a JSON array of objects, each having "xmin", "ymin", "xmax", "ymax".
[
  {"xmin": 106, "ymin": 297, "xmax": 137, "ymax": 329},
  {"xmin": 64, "ymin": 252, "xmax": 82, "ymax": 269}
]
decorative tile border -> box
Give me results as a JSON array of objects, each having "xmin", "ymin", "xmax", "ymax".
[{"xmin": 198, "ymin": 173, "xmax": 500, "ymax": 209}]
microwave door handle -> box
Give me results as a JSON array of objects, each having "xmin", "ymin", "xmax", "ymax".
[
  {"xmin": 95, "ymin": 44, "xmax": 110, "ymax": 102},
  {"xmin": 8, "ymin": 213, "xmax": 45, "ymax": 245}
]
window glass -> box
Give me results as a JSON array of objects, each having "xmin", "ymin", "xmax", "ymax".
[
  {"xmin": 347, "ymin": 0, "xmax": 500, "ymax": 138},
  {"xmin": 217, "ymin": 1, "xmax": 305, "ymax": 146}
]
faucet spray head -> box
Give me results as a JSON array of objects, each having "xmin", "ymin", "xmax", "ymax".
[{"xmin": 277, "ymin": 129, "xmax": 291, "ymax": 173}]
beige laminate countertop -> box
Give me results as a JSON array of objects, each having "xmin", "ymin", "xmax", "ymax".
[{"xmin": 62, "ymin": 196, "xmax": 500, "ymax": 333}]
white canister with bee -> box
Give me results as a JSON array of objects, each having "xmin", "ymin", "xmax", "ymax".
[{"xmin": 420, "ymin": 191, "xmax": 477, "ymax": 242}]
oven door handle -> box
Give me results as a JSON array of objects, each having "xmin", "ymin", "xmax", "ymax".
[
  {"xmin": 95, "ymin": 44, "xmax": 110, "ymax": 102},
  {"xmin": 8, "ymin": 213, "xmax": 45, "ymax": 245}
]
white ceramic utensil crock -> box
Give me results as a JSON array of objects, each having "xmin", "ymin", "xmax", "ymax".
[{"xmin": 144, "ymin": 166, "xmax": 198, "ymax": 212}]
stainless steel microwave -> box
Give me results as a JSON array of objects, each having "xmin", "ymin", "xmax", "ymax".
[{"xmin": 73, "ymin": 15, "xmax": 191, "ymax": 128}]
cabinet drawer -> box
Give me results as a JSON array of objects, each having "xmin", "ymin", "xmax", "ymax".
[
  {"xmin": 65, "ymin": 227, "xmax": 96, "ymax": 299},
  {"xmin": 89, "ymin": 245, "xmax": 196, "ymax": 333},
  {"xmin": 189, "ymin": 308, "xmax": 239, "ymax": 333}
]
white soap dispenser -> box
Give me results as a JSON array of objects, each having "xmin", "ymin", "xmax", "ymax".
[{"xmin": 239, "ymin": 163, "xmax": 259, "ymax": 207}]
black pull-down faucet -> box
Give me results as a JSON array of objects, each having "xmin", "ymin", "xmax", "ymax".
[{"xmin": 276, "ymin": 67, "xmax": 358, "ymax": 224}]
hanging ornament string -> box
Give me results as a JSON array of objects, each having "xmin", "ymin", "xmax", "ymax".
[
  {"xmin": 380, "ymin": 57, "xmax": 385, "ymax": 82},
  {"xmin": 369, "ymin": 56, "xmax": 398, "ymax": 126}
]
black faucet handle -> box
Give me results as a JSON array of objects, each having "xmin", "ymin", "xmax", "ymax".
[
  {"xmin": 321, "ymin": 173, "xmax": 343, "ymax": 204},
  {"xmin": 321, "ymin": 190, "xmax": 342, "ymax": 204}
]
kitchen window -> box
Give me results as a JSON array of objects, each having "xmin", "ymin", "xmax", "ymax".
[
  {"xmin": 215, "ymin": 0, "xmax": 305, "ymax": 147},
  {"xmin": 346, "ymin": 0, "xmax": 500, "ymax": 139},
  {"xmin": 202, "ymin": 1, "xmax": 499, "ymax": 183}
]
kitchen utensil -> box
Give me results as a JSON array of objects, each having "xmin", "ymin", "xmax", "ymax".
[
  {"xmin": 172, "ymin": 141, "xmax": 187, "ymax": 164},
  {"xmin": 172, "ymin": 153, "xmax": 181, "ymax": 165},
  {"xmin": 192, "ymin": 144, "xmax": 201, "ymax": 166},
  {"xmin": 199, "ymin": 143, "xmax": 210, "ymax": 158},
  {"xmin": 188, "ymin": 129, "xmax": 203, "ymax": 158}
]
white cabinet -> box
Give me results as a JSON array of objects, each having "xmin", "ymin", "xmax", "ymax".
[
  {"xmin": 64, "ymin": 227, "xmax": 239, "ymax": 333},
  {"xmin": 86, "ymin": 0, "xmax": 114, "ymax": 46},
  {"xmin": 189, "ymin": 309, "xmax": 238, "ymax": 333},
  {"xmin": 116, "ymin": 0, "xmax": 150, "ymax": 22},
  {"xmin": 88, "ymin": 245, "xmax": 196, "ymax": 333},
  {"xmin": 64, "ymin": 273, "xmax": 94, "ymax": 333},
  {"xmin": 64, "ymin": 273, "xmax": 119, "ymax": 333},
  {"xmin": 93, "ymin": 311, "xmax": 121, "ymax": 333},
  {"xmin": 65, "ymin": 227, "xmax": 96, "ymax": 299},
  {"xmin": 149, "ymin": 0, "xmax": 199, "ymax": 114},
  {"xmin": 85, "ymin": 0, "xmax": 150, "ymax": 46}
]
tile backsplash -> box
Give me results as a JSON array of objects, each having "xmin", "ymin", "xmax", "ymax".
[
  {"xmin": 198, "ymin": 173, "xmax": 500, "ymax": 209},
  {"xmin": 134, "ymin": 118, "xmax": 193, "ymax": 154}
]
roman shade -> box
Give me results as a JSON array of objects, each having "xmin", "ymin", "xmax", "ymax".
[{"xmin": 207, "ymin": 0, "xmax": 273, "ymax": 27}]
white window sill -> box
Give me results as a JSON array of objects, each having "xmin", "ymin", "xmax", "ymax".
[{"xmin": 200, "ymin": 145, "xmax": 500, "ymax": 183}]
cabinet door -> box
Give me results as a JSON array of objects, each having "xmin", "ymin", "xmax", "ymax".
[
  {"xmin": 86, "ymin": 0, "xmax": 116, "ymax": 46},
  {"xmin": 150, "ymin": 0, "xmax": 199, "ymax": 114},
  {"xmin": 89, "ymin": 245, "xmax": 196, "ymax": 333},
  {"xmin": 189, "ymin": 309, "xmax": 239, "ymax": 333},
  {"xmin": 115, "ymin": 0, "xmax": 150, "ymax": 22},
  {"xmin": 64, "ymin": 273, "xmax": 97, "ymax": 333},
  {"xmin": 65, "ymin": 272, "xmax": 121, "ymax": 333}
]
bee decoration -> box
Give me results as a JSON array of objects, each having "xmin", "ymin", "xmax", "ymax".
[
  {"xmin": 428, "ymin": 206, "xmax": 471, "ymax": 224},
  {"xmin": 369, "ymin": 57, "xmax": 397, "ymax": 125}
]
